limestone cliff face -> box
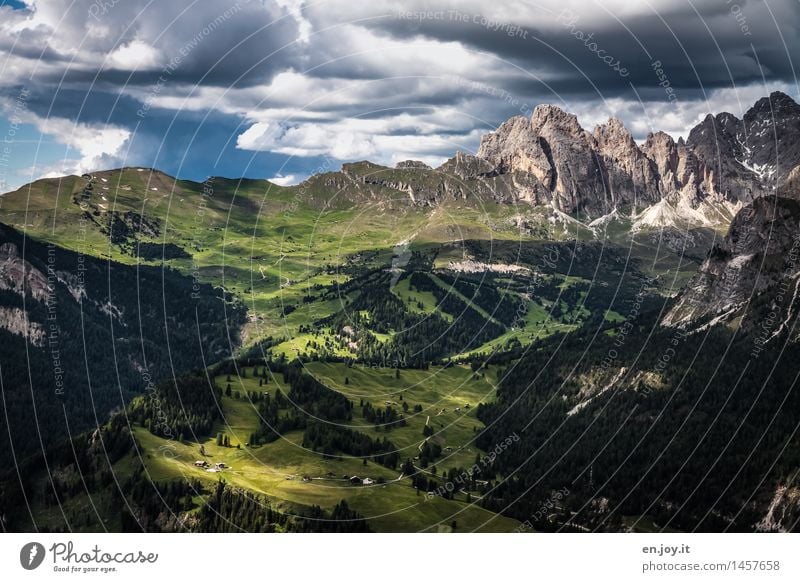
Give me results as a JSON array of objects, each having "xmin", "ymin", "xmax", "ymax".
[
  {"xmin": 640, "ymin": 131, "xmax": 701, "ymax": 202},
  {"xmin": 741, "ymin": 92, "xmax": 800, "ymax": 186},
  {"xmin": 468, "ymin": 92, "xmax": 800, "ymax": 330},
  {"xmin": 594, "ymin": 117, "xmax": 662, "ymax": 208}
]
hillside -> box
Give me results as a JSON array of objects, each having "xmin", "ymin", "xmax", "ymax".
[{"xmin": 0, "ymin": 222, "xmax": 245, "ymax": 469}]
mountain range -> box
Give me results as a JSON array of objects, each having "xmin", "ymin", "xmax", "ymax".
[
  {"xmin": 322, "ymin": 90, "xmax": 800, "ymax": 227},
  {"xmin": 2, "ymin": 91, "xmax": 800, "ymax": 533}
]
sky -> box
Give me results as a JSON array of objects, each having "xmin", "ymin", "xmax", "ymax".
[{"xmin": 0, "ymin": 0, "xmax": 798, "ymax": 192}]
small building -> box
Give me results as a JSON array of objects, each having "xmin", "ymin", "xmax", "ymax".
[
  {"xmin": 350, "ymin": 476, "xmax": 363, "ymax": 485},
  {"xmin": 215, "ymin": 462, "xmax": 228, "ymax": 469},
  {"xmin": 362, "ymin": 478, "xmax": 375, "ymax": 486},
  {"xmin": 194, "ymin": 460, "xmax": 209, "ymax": 468}
]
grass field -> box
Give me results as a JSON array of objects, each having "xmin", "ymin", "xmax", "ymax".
[
  {"xmin": 391, "ymin": 276, "xmax": 452, "ymax": 321},
  {"xmin": 126, "ymin": 363, "xmax": 520, "ymax": 532}
]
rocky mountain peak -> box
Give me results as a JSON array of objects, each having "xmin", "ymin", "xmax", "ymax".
[
  {"xmin": 594, "ymin": 117, "xmax": 634, "ymax": 146},
  {"xmin": 681, "ymin": 93, "xmax": 800, "ymax": 202},
  {"xmin": 641, "ymin": 131, "xmax": 680, "ymax": 186},
  {"xmin": 530, "ymin": 104, "xmax": 584, "ymax": 135},
  {"xmin": 747, "ymin": 91, "xmax": 800, "ymax": 120},
  {"xmin": 716, "ymin": 111, "xmax": 741, "ymax": 129},
  {"xmin": 643, "ymin": 130, "xmax": 676, "ymax": 150}
]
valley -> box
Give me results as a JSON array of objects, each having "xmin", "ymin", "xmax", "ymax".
[{"xmin": 3, "ymin": 91, "xmax": 800, "ymax": 533}]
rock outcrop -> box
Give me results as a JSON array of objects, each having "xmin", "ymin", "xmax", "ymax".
[
  {"xmin": 0, "ymin": 241, "xmax": 51, "ymax": 302},
  {"xmin": 662, "ymin": 180, "xmax": 800, "ymax": 327}
]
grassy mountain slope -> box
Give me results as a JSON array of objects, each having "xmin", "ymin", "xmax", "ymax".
[{"xmin": 0, "ymin": 162, "xmax": 720, "ymax": 533}]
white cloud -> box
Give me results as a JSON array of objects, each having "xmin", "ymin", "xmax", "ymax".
[
  {"xmin": 274, "ymin": 0, "xmax": 311, "ymax": 43},
  {"xmin": 23, "ymin": 113, "xmax": 131, "ymax": 176},
  {"xmin": 107, "ymin": 40, "xmax": 162, "ymax": 70},
  {"xmin": 236, "ymin": 109, "xmax": 483, "ymax": 166},
  {"xmin": 269, "ymin": 173, "xmax": 303, "ymax": 186},
  {"xmin": 568, "ymin": 83, "xmax": 800, "ymax": 141}
]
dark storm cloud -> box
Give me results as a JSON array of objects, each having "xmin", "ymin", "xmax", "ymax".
[
  {"xmin": 3, "ymin": 0, "xmax": 304, "ymax": 89},
  {"xmin": 363, "ymin": 0, "xmax": 800, "ymax": 102}
]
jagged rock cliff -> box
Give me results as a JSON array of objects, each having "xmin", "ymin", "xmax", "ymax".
[
  {"xmin": 473, "ymin": 91, "xmax": 800, "ymax": 220},
  {"xmin": 662, "ymin": 178, "xmax": 800, "ymax": 328}
]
